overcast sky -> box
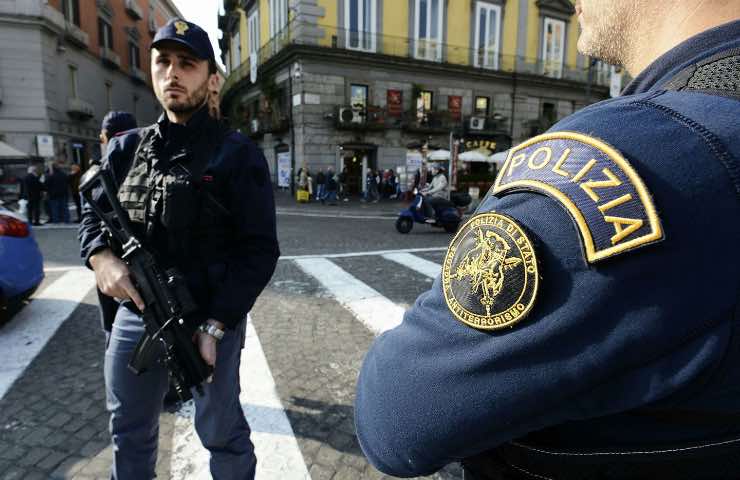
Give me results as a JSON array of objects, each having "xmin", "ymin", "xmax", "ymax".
[{"xmin": 172, "ymin": 0, "xmax": 226, "ymax": 69}]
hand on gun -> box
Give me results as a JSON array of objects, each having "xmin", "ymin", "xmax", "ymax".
[{"xmin": 90, "ymin": 248, "xmax": 146, "ymax": 311}]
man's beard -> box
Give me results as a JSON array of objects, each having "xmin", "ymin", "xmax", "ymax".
[
  {"xmin": 162, "ymin": 79, "xmax": 209, "ymax": 115},
  {"xmin": 577, "ymin": 1, "xmax": 644, "ymax": 67}
]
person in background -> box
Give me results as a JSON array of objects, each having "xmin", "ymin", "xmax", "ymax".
[
  {"xmin": 68, "ymin": 164, "xmax": 82, "ymax": 223},
  {"xmin": 23, "ymin": 165, "xmax": 43, "ymax": 226},
  {"xmin": 315, "ymin": 168, "xmax": 326, "ymax": 201},
  {"xmin": 46, "ymin": 160, "xmax": 69, "ymax": 223},
  {"xmin": 323, "ymin": 166, "xmax": 338, "ymax": 205}
]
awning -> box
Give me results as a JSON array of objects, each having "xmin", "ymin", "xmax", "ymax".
[
  {"xmin": 459, "ymin": 150, "xmax": 491, "ymax": 162},
  {"xmin": 0, "ymin": 141, "xmax": 29, "ymax": 159},
  {"xmin": 427, "ymin": 149, "xmax": 450, "ymax": 161}
]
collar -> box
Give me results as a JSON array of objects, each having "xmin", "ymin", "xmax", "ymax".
[
  {"xmin": 154, "ymin": 103, "xmax": 211, "ymax": 140},
  {"xmin": 622, "ymin": 20, "xmax": 740, "ymax": 96}
]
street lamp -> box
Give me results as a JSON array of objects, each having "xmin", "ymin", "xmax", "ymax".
[{"xmin": 289, "ymin": 62, "xmax": 302, "ymax": 196}]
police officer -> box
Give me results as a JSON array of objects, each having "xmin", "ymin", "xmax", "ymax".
[
  {"xmin": 355, "ymin": 2, "xmax": 740, "ymax": 479},
  {"xmin": 79, "ymin": 19, "xmax": 279, "ymax": 480}
]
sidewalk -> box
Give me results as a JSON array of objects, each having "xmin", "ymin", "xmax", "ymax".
[{"xmin": 274, "ymin": 189, "xmax": 411, "ymax": 218}]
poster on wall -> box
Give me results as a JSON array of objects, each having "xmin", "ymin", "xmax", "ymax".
[
  {"xmin": 405, "ymin": 151, "xmax": 423, "ymax": 188},
  {"xmin": 387, "ymin": 89, "xmax": 403, "ymax": 117},
  {"xmin": 277, "ymin": 151, "xmax": 291, "ymax": 188},
  {"xmin": 448, "ymin": 95, "xmax": 462, "ymax": 120}
]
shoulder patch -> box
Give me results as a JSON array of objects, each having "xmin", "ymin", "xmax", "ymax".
[
  {"xmin": 493, "ymin": 132, "xmax": 663, "ymax": 263},
  {"xmin": 443, "ymin": 212, "xmax": 539, "ymax": 331}
]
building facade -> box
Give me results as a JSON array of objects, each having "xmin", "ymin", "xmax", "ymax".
[
  {"xmin": 219, "ymin": 0, "xmax": 617, "ymax": 195},
  {"xmin": 0, "ymin": 0, "xmax": 182, "ymax": 176}
]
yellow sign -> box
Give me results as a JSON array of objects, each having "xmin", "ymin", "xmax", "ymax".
[{"xmin": 443, "ymin": 212, "xmax": 539, "ymax": 331}]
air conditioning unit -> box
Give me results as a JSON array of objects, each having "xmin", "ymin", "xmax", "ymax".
[
  {"xmin": 339, "ymin": 107, "xmax": 364, "ymax": 124},
  {"xmin": 469, "ymin": 116, "xmax": 486, "ymax": 130}
]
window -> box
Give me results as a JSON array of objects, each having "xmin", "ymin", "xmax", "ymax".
[
  {"xmin": 248, "ymin": 10, "xmax": 260, "ymax": 57},
  {"xmin": 474, "ymin": 2, "xmax": 501, "ymax": 69},
  {"xmin": 68, "ymin": 65, "xmax": 78, "ymax": 98},
  {"xmin": 230, "ymin": 31, "xmax": 241, "ymax": 71},
  {"xmin": 414, "ymin": 0, "xmax": 444, "ymax": 62},
  {"xmin": 269, "ymin": 0, "xmax": 288, "ymax": 38},
  {"xmin": 475, "ymin": 96, "xmax": 490, "ymax": 116},
  {"xmin": 350, "ymin": 84, "xmax": 369, "ymax": 110},
  {"xmin": 129, "ymin": 43, "xmax": 140, "ymax": 69},
  {"xmin": 62, "ymin": 0, "xmax": 80, "ymax": 26},
  {"xmin": 345, "ymin": 0, "xmax": 377, "ymax": 52},
  {"xmin": 416, "ymin": 89, "xmax": 433, "ymax": 117},
  {"xmin": 542, "ymin": 18, "xmax": 565, "ymax": 78},
  {"xmin": 542, "ymin": 101, "xmax": 557, "ymax": 127},
  {"xmin": 99, "ymin": 18, "xmax": 114, "ymax": 49},
  {"xmin": 105, "ymin": 81, "xmax": 113, "ymax": 109}
]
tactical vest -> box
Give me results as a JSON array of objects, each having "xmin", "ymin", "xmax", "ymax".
[
  {"xmin": 117, "ymin": 119, "xmax": 234, "ymax": 267},
  {"xmin": 461, "ymin": 48, "xmax": 740, "ymax": 480}
]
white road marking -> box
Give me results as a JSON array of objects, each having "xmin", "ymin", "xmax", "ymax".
[
  {"xmin": 382, "ymin": 252, "xmax": 442, "ymax": 279},
  {"xmin": 0, "ymin": 269, "xmax": 96, "ymax": 400},
  {"xmin": 294, "ymin": 258, "xmax": 405, "ymax": 335},
  {"xmin": 169, "ymin": 318, "xmax": 311, "ymax": 480},
  {"xmin": 280, "ymin": 246, "xmax": 446, "ymax": 261}
]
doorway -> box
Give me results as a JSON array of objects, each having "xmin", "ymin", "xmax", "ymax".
[{"xmin": 339, "ymin": 144, "xmax": 376, "ymax": 196}]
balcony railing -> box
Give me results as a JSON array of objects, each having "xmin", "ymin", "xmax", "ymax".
[
  {"xmin": 67, "ymin": 97, "xmax": 94, "ymax": 120},
  {"xmin": 125, "ymin": 0, "xmax": 143, "ymax": 20},
  {"xmin": 130, "ymin": 66, "xmax": 147, "ymax": 84},
  {"xmin": 246, "ymin": 112, "xmax": 290, "ymax": 138},
  {"xmin": 101, "ymin": 47, "xmax": 121, "ymax": 69},
  {"xmin": 222, "ymin": 20, "xmax": 614, "ymax": 100},
  {"xmin": 335, "ymin": 105, "xmax": 387, "ymax": 130},
  {"xmin": 401, "ymin": 110, "xmax": 459, "ymax": 134}
]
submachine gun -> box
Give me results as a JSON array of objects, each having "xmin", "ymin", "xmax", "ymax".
[{"xmin": 80, "ymin": 166, "xmax": 212, "ymax": 402}]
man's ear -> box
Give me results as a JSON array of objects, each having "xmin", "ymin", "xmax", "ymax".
[{"xmin": 208, "ymin": 73, "xmax": 220, "ymax": 93}]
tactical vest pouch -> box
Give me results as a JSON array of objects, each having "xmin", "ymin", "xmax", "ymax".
[
  {"xmin": 162, "ymin": 176, "xmax": 198, "ymax": 230},
  {"xmin": 118, "ymin": 161, "xmax": 150, "ymax": 224}
]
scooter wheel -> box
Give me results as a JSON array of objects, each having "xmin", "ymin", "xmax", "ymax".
[
  {"xmin": 444, "ymin": 223, "xmax": 459, "ymax": 233},
  {"xmin": 396, "ymin": 217, "xmax": 413, "ymax": 234}
]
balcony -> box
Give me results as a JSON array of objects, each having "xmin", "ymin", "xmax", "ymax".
[
  {"xmin": 130, "ymin": 66, "xmax": 147, "ymax": 85},
  {"xmin": 246, "ymin": 112, "xmax": 290, "ymax": 138},
  {"xmin": 101, "ymin": 47, "xmax": 121, "ymax": 69},
  {"xmin": 64, "ymin": 21, "xmax": 89, "ymax": 49},
  {"xmin": 125, "ymin": 0, "xmax": 143, "ymax": 20},
  {"xmin": 67, "ymin": 97, "xmax": 94, "ymax": 120},
  {"xmin": 463, "ymin": 114, "xmax": 508, "ymax": 135},
  {"xmin": 401, "ymin": 110, "xmax": 459, "ymax": 134},
  {"xmin": 335, "ymin": 105, "xmax": 387, "ymax": 131}
]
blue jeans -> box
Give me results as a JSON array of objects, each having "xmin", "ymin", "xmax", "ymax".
[
  {"xmin": 48, "ymin": 196, "xmax": 69, "ymax": 223},
  {"xmin": 316, "ymin": 184, "xmax": 325, "ymax": 200},
  {"xmin": 105, "ymin": 306, "xmax": 256, "ymax": 480}
]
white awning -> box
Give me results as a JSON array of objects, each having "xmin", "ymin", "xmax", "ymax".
[
  {"xmin": 459, "ymin": 150, "xmax": 491, "ymax": 162},
  {"xmin": 427, "ymin": 149, "xmax": 450, "ymax": 161},
  {"xmin": 0, "ymin": 141, "xmax": 29, "ymax": 159}
]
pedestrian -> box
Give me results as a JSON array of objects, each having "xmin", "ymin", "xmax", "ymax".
[
  {"xmin": 22, "ymin": 165, "xmax": 43, "ymax": 226},
  {"xmin": 323, "ymin": 166, "xmax": 338, "ymax": 205},
  {"xmin": 338, "ymin": 166, "xmax": 349, "ymax": 202},
  {"xmin": 315, "ymin": 168, "xmax": 326, "ymax": 201},
  {"xmin": 68, "ymin": 164, "xmax": 82, "ymax": 222},
  {"xmin": 46, "ymin": 161, "xmax": 69, "ymax": 223},
  {"xmin": 355, "ymin": 2, "xmax": 740, "ymax": 479},
  {"xmin": 79, "ymin": 18, "xmax": 279, "ymax": 480},
  {"xmin": 364, "ymin": 168, "xmax": 379, "ymax": 203},
  {"xmin": 100, "ymin": 111, "xmax": 138, "ymax": 149}
]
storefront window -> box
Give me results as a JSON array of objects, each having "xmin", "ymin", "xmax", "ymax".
[{"xmin": 475, "ymin": 96, "xmax": 490, "ymax": 116}]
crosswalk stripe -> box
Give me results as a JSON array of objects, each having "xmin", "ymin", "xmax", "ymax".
[
  {"xmin": 382, "ymin": 252, "xmax": 442, "ymax": 279},
  {"xmin": 169, "ymin": 318, "xmax": 311, "ymax": 480},
  {"xmin": 0, "ymin": 269, "xmax": 95, "ymax": 400},
  {"xmin": 280, "ymin": 246, "xmax": 446, "ymax": 261},
  {"xmin": 294, "ymin": 257, "xmax": 405, "ymax": 335}
]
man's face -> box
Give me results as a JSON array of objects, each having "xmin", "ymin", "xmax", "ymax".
[
  {"xmin": 151, "ymin": 42, "xmax": 212, "ymax": 115},
  {"xmin": 576, "ymin": 0, "xmax": 644, "ymax": 65}
]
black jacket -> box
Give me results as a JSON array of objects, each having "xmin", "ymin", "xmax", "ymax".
[{"xmin": 79, "ymin": 107, "xmax": 280, "ymax": 330}]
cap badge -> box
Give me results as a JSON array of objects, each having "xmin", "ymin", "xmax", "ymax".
[
  {"xmin": 443, "ymin": 212, "xmax": 539, "ymax": 331},
  {"xmin": 174, "ymin": 21, "xmax": 189, "ymax": 36}
]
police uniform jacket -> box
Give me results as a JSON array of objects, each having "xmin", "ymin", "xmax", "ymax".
[
  {"xmin": 355, "ymin": 20, "xmax": 740, "ymax": 479},
  {"xmin": 79, "ymin": 106, "xmax": 279, "ymax": 331}
]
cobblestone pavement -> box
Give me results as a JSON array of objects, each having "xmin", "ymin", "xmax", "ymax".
[{"xmin": 1, "ymin": 199, "xmax": 464, "ymax": 479}]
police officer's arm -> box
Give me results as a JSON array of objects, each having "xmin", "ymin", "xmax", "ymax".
[
  {"xmin": 207, "ymin": 137, "xmax": 280, "ymax": 329},
  {"xmin": 79, "ymin": 133, "xmax": 145, "ymax": 310},
  {"xmin": 354, "ymin": 100, "xmax": 739, "ymax": 477}
]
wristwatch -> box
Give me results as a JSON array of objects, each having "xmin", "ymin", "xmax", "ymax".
[{"xmin": 198, "ymin": 322, "xmax": 225, "ymax": 341}]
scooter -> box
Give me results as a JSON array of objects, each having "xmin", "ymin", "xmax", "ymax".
[{"xmin": 395, "ymin": 189, "xmax": 472, "ymax": 234}]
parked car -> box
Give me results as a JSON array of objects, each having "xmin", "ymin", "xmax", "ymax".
[{"xmin": 0, "ymin": 203, "xmax": 44, "ymax": 321}]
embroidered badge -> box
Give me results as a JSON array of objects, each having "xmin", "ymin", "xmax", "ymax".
[
  {"xmin": 443, "ymin": 212, "xmax": 539, "ymax": 331},
  {"xmin": 493, "ymin": 132, "xmax": 663, "ymax": 263},
  {"xmin": 174, "ymin": 21, "xmax": 189, "ymax": 36}
]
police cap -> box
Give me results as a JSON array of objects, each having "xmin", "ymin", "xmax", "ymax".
[{"xmin": 151, "ymin": 18, "xmax": 215, "ymax": 61}]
